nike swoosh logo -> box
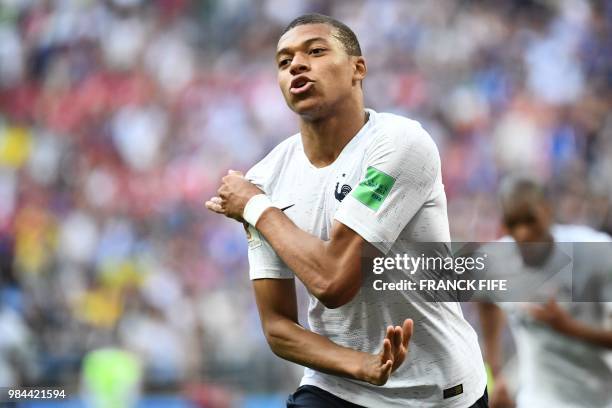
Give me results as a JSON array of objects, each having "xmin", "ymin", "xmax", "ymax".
[{"xmin": 280, "ymin": 204, "xmax": 295, "ymax": 212}]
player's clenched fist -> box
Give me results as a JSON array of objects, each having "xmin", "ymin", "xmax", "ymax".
[{"xmin": 205, "ymin": 170, "xmax": 264, "ymax": 222}]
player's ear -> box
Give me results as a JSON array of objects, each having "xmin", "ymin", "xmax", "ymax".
[{"xmin": 352, "ymin": 56, "xmax": 367, "ymax": 84}]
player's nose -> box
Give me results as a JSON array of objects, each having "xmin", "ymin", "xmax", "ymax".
[{"xmin": 289, "ymin": 53, "xmax": 309, "ymax": 75}]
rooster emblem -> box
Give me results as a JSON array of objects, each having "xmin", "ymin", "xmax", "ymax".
[{"xmin": 334, "ymin": 182, "xmax": 352, "ymax": 202}]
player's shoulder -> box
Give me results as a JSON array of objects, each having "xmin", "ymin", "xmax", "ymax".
[
  {"xmin": 369, "ymin": 110, "xmax": 436, "ymax": 149},
  {"xmin": 373, "ymin": 110, "xmax": 424, "ymax": 132},
  {"xmin": 551, "ymin": 224, "xmax": 612, "ymax": 242},
  {"xmin": 245, "ymin": 133, "xmax": 301, "ymax": 181},
  {"xmin": 494, "ymin": 225, "xmax": 612, "ymax": 243},
  {"xmin": 488, "ymin": 235, "xmax": 519, "ymax": 257}
]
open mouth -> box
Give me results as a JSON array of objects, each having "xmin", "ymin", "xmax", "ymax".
[{"xmin": 290, "ymin": 77, "xmax": 314, "ymax": 95}]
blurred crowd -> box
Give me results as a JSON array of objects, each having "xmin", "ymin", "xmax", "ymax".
[{"xmin": 0, "ymin": 0, "xmax": 610, "ymax": 403}]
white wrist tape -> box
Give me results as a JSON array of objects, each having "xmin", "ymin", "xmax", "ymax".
[{"xmin": 243, "ymin": 194, "xmax": 274, "ymax": 226}]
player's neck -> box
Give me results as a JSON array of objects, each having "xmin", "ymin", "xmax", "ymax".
[{"xmin": 299, "ymin": 100, "xmax": 367, "ymax": 168}]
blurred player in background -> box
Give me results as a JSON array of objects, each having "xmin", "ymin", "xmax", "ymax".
[
  {"xmin": 478, "ymin": 177, "xmax": 612, "ymax": 408},
  {"xmin": 207, "ymin": 13, "xmax": 488, "ymax": 408}
]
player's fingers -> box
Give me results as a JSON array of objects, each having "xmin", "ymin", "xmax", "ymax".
[
  {"xmin": 228, "ymin": 169, "xmax": 244, "ymax": 176},
  {"xmin": 385, "ymin": 326, "xmax": 396, "ymax": 353},
  {"xmin": 381, "ymin": 359, "xmax": 393, "ymax": 378},
  {"xmin": 205, "ymin": 203, "xmax": 223, "ymax": 214},
  {"xmin": 393, "ymin": 326, "xmax": 402, "ymax": 351},
  {"xmin": 217, "ymin": 185, "xmax": 224, "ymax": 197},
  {"xmin": 381, "ymin": 338, "xmax": 393, "ymax": 365},
  {"xmin": 385, "ymin": 325, "xmax": 394, "ymax": 341},
  {"xmin": 207, "ymin": 196, "xmax": 224, "ymax": 206},
  {"xmin": 402, "ymin": 319, "xmax": 414, "ymax": 348},
  {"xmin": 205, "ymin": 199, "xmax": 224, "ymax": 214}
]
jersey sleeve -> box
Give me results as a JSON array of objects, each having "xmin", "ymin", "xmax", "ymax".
[
  {"xmin": 334, "ymin": 122, "xmax": 441, "ymax": 254},
  {"xmin": 245, "ymin": 158, "xmax": 269, "ymax": 192},
  {"xmin": 245, "ymin": 224, "xmax": 293, "ymax": 280},
  {"xmin": 244, "ymin": 141, "xmax": 294, "ymax": 280}
]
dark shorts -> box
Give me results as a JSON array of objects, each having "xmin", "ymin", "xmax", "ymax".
[{"xmin": 287, "ymin": 385, "xmax": 489, "ymax": 408}]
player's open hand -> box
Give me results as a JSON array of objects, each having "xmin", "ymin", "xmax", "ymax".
[
  {"xmin": 205, "ymin": 170, "xmax": 263, "ymax": 222},
  {"xmin": 362, "ymin": 319, "xmax": 413, "ymax": 386}
]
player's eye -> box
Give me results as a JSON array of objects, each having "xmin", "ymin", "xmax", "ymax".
[
  {"xmin": 278, "ymin": 58, "xmax": 291, "ymax": 68},
  {"xmin": 309, "ymin": 48, "xmax": 326, "ymax": 55}
]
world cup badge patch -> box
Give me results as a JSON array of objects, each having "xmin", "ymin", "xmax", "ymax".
[{"xmin": 244, "ymin": 224, "xmax": 262, "ymax": 249}]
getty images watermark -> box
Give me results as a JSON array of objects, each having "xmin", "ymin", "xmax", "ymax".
[
  {"xmin": 370, "ymin": 252, "xmax": 507, "ymax": 293},
  {"xmin": 363, "ymin": 241, "xmax": 612, "ymax": 303}
]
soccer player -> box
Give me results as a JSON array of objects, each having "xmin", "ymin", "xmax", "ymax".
[
  {"xmin": 206, "ymin": 14, "xmax": 488, "ymax": 407},
  {"xmin": 478, "ymin": 177, "xmax": 612, "ymax": 408}
]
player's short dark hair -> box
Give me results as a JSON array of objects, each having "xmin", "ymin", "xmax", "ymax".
[
  {"xmin": 281, "ymin": 13, "xmax": 362, "ymax": 57},
  {"xmin": 499, "ymin": 175, "xmax": 550, "ymax": 211}
]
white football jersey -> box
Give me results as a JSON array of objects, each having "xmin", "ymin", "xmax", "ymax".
[{"xmin": 245, "ymin": 109, "xmax": 486, "ymax": 408}]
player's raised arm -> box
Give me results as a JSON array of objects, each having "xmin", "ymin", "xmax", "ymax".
[
  {"xmin": 207, "ymin": 172, "xmax": 367, "ymax": 309},
  {"xmin": 252, "ymin": 277, "xmax": 413, "ymax": 385},
  {"xmin": 257, "ymin": 211, "xmax": 367, "ymax": 309}
]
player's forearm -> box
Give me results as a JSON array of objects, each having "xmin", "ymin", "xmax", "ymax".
[
  {"xmin": 477, "ymin": 302, "xmax": 505, "ymax": 375},
  {"xmin": 263, "ymin": 317, "xmax": 369, "ymax": 382},
  {"xmin": 483, "ymin": 334, "xmax": 503, "ymax": 376},
  {"xmin": 562, "ymin": 320, "xmax": 612, "ymax": 349},
  {"xmin": 256, "ymin": 208, "xmax": 359, "ymax": 307},
  {"xmin": 257, "ymin": 208, "xmax": 331, "ymax": 293}
]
